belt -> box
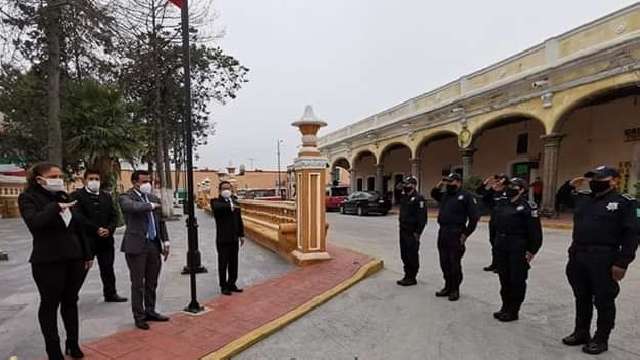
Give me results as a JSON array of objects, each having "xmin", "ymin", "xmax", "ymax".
[{"xmin": 571, "ymin": 244, "xmax": 618, "ymax": 253}]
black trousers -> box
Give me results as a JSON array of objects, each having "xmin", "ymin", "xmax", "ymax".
[
  {"xmin": 399, "ymin": 228, "xmax": 420, "ymax": 280},
  {"xmin": 566, "ymin": 250, "xmax": 620, "ymax": 342},
  {"xmin": 95, "ymin": 246, "xmax": 117, "ymax": 298},
  {"xmin": 437, "ymin": 227, "xmax": 466, "ymax": 291},
  {"xmin": 217, "ymin": 241, "xmax": 239, "ymax": 289},
  {"xmin": 125, "ymin": 242, "xmax": 162, "ymax": 321},
  {"xmin": 495, "ymin": 243, "xmax": 529, "ymax": 314},
  {"xmin": 31, "ymin": 260, "xmax": 88, "ymax": 353}
]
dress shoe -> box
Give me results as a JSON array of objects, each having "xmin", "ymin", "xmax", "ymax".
[
  {"xmin": 65, "ymin": 340, "xmax": 84, "ymax": 359},
  {"xmin": 105, "ymin": 294, "xmax": 128, "ymax": 303},
  {"xmin": 483, "ymin": 265, "xmax": 496, "ymax": 272},
  {"xmin": 582, "ymin": 341, "xmax": 608, "ymax": 355},
  {"xmin": 221, "ymin": 288, "xmax": 233, "ymax": 296},
  {"xmin": 145, "ymin": 311, "xmax": 170, "ymax": 322},
  {"xmin": 448, "ymin": 290, "xmax": 460, "ymax": 301},
  {"xmin": 562, "ymin": 332, "xmax": 590, "ymax": 346},
  {"xmin": 496, "ymin": 312, "xmax": 519, "ymax": 322},
  {"xmin": 435, "ymin": 288, "xmax": 450, "ymax": 297},
  {"xmin": 45, "ymin": 342, "xmax": 64, "ymax": 360},
  {"xmin": 135, "ymin": 320, "xmax": 150, "ymax": 330},
  {"xmin": 229, "ymin": 286, "xmax": 244, "ymax": 293},
  {"xmin": 493, "ymin": 308, "xmax": 506, "ymax": 319},
  {"xmin": 397, "ymin": 278, "xmax": 417, "ymax": 287}
]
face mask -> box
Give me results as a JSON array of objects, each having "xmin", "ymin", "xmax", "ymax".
[
  {"xmin": 506, "ymin": 187, "xmax": 520, "ymax": 198},
  {"xmin": 87, "ymin": 180, "xmax": 100, "ymax": 193},
  {"xmin": 221, "ymin": 190, "xmax": 232, "ymax": 199},
  {"xmin": 403, "ymin": 185, "xmax": 415, "ymax": 193},
  {"xmin": 40, "ymin": 177, "xmax": 65, "ymax": 193},
  {"xmin": 139, "ymin": 183, "xmax": 153, "ymax": 194},
  {"xmin": 446, "ymin": 184, "xmax": 458, "ymax": 194},
  {"xmin": 589, "ymin": 180, "xmax": 610, "ymax": 194}
]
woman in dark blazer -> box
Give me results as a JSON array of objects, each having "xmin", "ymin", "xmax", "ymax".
[{"xmin": 18, "ymin": 163, "xmax": 93, "ymax": 360}]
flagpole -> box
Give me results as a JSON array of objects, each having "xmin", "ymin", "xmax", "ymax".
[{"xmin": 181, "ymin": 0, "xmax": 204, "ymax": 314}]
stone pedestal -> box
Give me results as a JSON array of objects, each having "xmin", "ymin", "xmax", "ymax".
[
  {"xmin": 460, "ymin": 148, "xmax": 476, "ymax": 181},
  {"xmin": 291, "ymin": 106, "xmax": 331, "ymax": 264},
  {"xmin": 541, "ymin": 133, "xmax": 564, "ymax": 216}
]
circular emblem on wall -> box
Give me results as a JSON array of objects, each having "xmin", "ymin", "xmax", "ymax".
[{"xmin": 458, "ymin": 128, "xmax": 472, "ymax": 148}]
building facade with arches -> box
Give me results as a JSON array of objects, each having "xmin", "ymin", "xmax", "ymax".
[{"xmin": 319, "ymin": 4, "xmax": 640, "ymax": 214}]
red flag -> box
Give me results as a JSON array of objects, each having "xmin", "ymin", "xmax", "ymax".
[{"xmin": 168, "ymin": 0, "xmax": 183, "ymax": 8}]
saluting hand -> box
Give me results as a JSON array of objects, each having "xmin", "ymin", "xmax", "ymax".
[
  {"xmin": 611, "ymin": 265, "xmax": 626, "ymax": 282},
  {"xmin": 569, "ymin": 177, "xmax": 587, "ymax": 188}
]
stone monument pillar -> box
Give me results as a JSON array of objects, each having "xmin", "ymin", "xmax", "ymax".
[{"xmin": 291, "ymin": 106, "xmax": 331, "ymax": 264}]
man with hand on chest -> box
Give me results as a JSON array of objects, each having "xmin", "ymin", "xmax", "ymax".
[
  {"xmin": 211, "ymin": 181, "xmax": 245, "ymax": 296},
  {"xmin": 72, "ymin": 169, "xmax": 127, "ymax": 303}
]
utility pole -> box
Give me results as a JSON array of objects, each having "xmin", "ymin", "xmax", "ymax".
[{"xmin": 277, "ymin": 140, "xmax": 283, "ymax": 199}]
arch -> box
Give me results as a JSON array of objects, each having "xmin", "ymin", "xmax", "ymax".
[
  {"xmin": 470, "ymin": 112, "xmax": 546, "ymax": 141},
  {"xmin": 351, "ymin": 149, "xmax": 377, "ymax": 167},
  {"xmin": 551, "ymin": 80, "xmax": 640, "ymax": 134},
  {"xmin": 378, "ymin": 141, "xmax": 412, "ymax": 163},
  {"xmin": 330, "ymin": 157, "xmax": 351, "ymax": 170},
  {"xmin": 414, "ymin": 129, "xmax": 459, "ymax": 153}
]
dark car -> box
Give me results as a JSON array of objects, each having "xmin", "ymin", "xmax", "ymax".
[{"xmin": 340, "ymin": 191, "xmax": 391, "ymax": 216}]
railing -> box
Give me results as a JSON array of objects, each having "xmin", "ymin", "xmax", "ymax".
[{"xmin": 0, "ymin": 185, "xmax": 22, "ymax": 218}]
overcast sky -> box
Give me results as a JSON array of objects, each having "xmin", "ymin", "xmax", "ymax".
[{"xmin": 199, "ymin": 0, "xmax": 637, "ymax": 171}]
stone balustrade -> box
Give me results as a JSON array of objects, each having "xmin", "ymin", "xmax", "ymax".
[
  {"xmin": 0, "ymin": 184, "xmax": 24, "ymax": 219},
  {"xmin": 237, "ymin": 199, "xmax": 299, "ymax": 262}
]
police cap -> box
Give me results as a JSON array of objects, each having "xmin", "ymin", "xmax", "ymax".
[
  {"xmin": 584, "ymin": 165, "xmax": 620, "ymax": 181},
  {"xmin": 444, "ymin": 173, "xmax": 462, "ymax": 182},
  {"xmin": 404, "ymin": 176, "xmax": 418, "ymax": 185},
  {"xmin": 509, "ymin": 177, "xmax": 528, "ymax": 190}
]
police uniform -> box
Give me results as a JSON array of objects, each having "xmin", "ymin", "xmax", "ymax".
[
  {"xmin": 476, "ymin": 178, "xmax": 508, "ymax": 272},
  {"xmin": 488, "ymin": 179, "xmax": 542, "ymax": 321},
  {"xmin": 430, "ymin": 174, "xmax": 479, "ymax": 300},
  {"xmin": 398, "ymin": 180, "xmax": 428, "ymax": 284},
  {"xmin": 557, "ymin": 166, "xmax": 639, "ymax": 354}
]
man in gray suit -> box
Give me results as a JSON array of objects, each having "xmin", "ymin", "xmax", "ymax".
[{"xmin": 119, "ymin": 170, "xmax": 170, "ymax": 330}]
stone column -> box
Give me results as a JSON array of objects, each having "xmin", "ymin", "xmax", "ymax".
[
  {"xmin": 291, "ymin": 106, "xmax": 331, "ymax": 264},
  {"xmin": 541, "ymin": 133, "xmax": 564, "ymax": 216},
  {"xmin": 375, "ymin": 164, "xmax": 384, "ymax": 194},
  {"xmin": 349, "ymin": 168, "xmax": 357, "ymax": 194},
  {"xmin": 411, "ymin": 158, "xmax": 421, "ymax": 191},
  {"xmin": 460, "ymin": 147, "xmax": 476, "ymax": 181}
]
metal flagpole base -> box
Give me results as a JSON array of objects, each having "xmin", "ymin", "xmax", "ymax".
[
  {"xmin": 181, "ymin": 265, "xmax": 208, "ymax": 275},
  {"xmin": 184, "ymin": 301, "xmax": 204, "ymax": 314}
]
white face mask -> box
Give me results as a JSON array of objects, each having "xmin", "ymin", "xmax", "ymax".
[
  {"xmin": 139, "ymin": 183, "xmax": 153, "ymax": 194},
  {"xmin": 87, "ymin": 180, "xmax": 100, "ymax": 193},
  {"xmin": 40, "ymin": 177, "xmax": 65, "ymax": 193},
  {"xmin": 221, "ymin": 190, "xmax": 232, "ymax": 199}
]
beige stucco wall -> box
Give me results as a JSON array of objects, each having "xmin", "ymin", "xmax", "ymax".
[
  {"xmin": 557, "ymin": 94, "xmax": 640, "ymax": 193},
  {"xmin": 473, "ymin": 119, "xmax": 545, "ymax": 181},
  {"xmin": 353, "ymin": 153, "xmax": 376, "ymax": 190}
]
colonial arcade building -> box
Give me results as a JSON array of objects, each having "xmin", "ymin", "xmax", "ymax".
[{"xmin": 319, "ymin": 4, "xmax": 640, "ymax": 215}]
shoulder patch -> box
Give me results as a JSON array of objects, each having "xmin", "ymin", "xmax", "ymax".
[
  {"xmin": 457, "ymin": 194, "xmax": 464, "ymax": 201},
  {"xmin": 621, "ymin": 193, "xmax": 636, "ymax": 201},
  {"xmin": 528, "ymin": 201, "xmax": 538, "ymax": 210}
]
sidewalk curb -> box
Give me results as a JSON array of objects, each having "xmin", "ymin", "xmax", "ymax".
[{"xmin": 200, "ymin": 258, "xmax": 384, "ymax": 360}]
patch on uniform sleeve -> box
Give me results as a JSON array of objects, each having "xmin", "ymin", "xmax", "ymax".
[
  {"xmin": 516, "ymin": 205, "xmax": 525, "ymax": 212},
  {"xmin": 622, "ymin": 193, "xmax": 636, "ymax": 201},
  {"xmin": 636, "ymin": 208, "xmax": 640, "ymax": 218},
  {"xmin": 458, "ymin": 195, "xmax": 464, "ymax": 201},
  {"xmin": 472, "ymin": 197, "xmax": 477, "ymax": 204},
  {"xmin": 420, "ymin": 201, "xmax": 425, "ymax": 209}
]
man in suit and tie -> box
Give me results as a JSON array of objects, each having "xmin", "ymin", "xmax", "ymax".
[
  {"xmin": 119, "ymin": 170, "xmax": 170, "ymax": 330},
  {"xmin": 211, "ymin": 181, "xmax": 245, "ymax": 296},
  {"xmin": 72, "ymin": 169, "xmax": 127, "ymax": 302}
]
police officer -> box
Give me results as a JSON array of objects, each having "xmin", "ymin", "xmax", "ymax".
[
  {"xmin": 430, "ymin": 173, "xmax": 479, "ymax": 301},
  {"xmin": 557, "ymin": 166, "xmax": 639, "ymax": 355},
  {"xmin": 476, "ymin": 174, "xmax": 510, "ymax": 272},
  {"xmin": 485, "ymin": 177, "xmax": 542, "ymax": 322},
  {"xmin": 396, "ymin": 176, "xmax": 427, "ymax": 286}
]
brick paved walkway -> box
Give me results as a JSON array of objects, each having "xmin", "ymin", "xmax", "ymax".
[{"xmin": 78, "ymin": 245, "xmax": 377, "ymax": 360}]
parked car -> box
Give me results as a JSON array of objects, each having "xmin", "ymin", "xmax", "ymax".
[
  {"xmin": 340, "ymin": 191, "xmax": 391, "ymax": 216},
  {"xmin": 326, "ymin": 186, "xmax": 349, "ymax": 211}
]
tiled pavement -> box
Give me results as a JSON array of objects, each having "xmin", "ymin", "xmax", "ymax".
[{"xmin": 80, "ymin": 245, "xmax": 376, "ymax": 360}]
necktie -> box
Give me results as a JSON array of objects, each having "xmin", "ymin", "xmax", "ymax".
[{"xmin": 144, "ymin": 194, "xmax": 157, "ymax": 241}]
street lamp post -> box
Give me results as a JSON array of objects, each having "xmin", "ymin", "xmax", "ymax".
[
  {"xmin": 277, "ymin": 139, "xmax": 283, "ymax": 199},
  {"xmin": 178, "ymin": 0, "xmax": 204, "ymax": 314}
]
